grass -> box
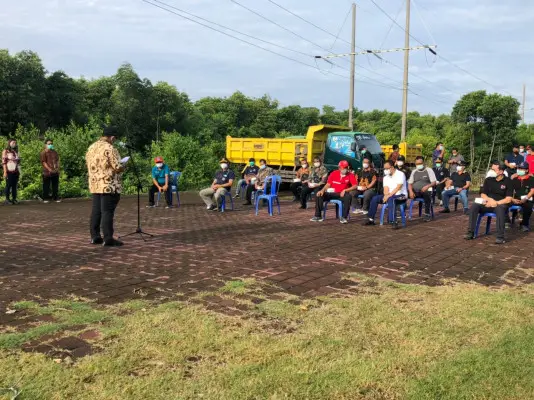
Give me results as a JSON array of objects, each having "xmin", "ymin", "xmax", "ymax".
[{"xmin": 1, "ymin": 280, "xmax": 533, "ymax": 399}]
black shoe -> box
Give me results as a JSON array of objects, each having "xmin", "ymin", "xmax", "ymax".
[
  {"xmin": 464, "ymin": 232, "xmax": 474, "ymax": 240},
  {"xmin": 12, "ymin": 200, "xmax": 19, "ymax": 205},
  {"xmin": 392, "ymin": 222, "xmax": 400, "ymax": 230},
  {"xmin": 439, "ymin": 208, "xmax": 450, "ymax": 214},
  {"xmin": 364, "ymin": 219, "xmax": 375, "ymax": 226},
  {"xmin": 298, "ymin": 205, "xmax": 306, "ymax": 210},
  {"xmin": 242, "ymin": 201, "xmax": 252, "ymax": 206},
  {"xmin": 495, "ymin": 238, "xmax": 505, "ymax": 245},
  {"xmin": 520, "ymin": 225, "xmax": 530, "ymax": 233},
  {"xmin": 103, "ymin": 239, "xmax": 123, "ymax": 247},
  {"xmin": 423, "ymin": 214, "xmax": 432, "ymax": 222},
  {"xmin": 91, "ymin": 237, "xmax": 104, "ymax": 245},
  {"xmin": 207, "ymin": 205, "xmax": 216, "ymax": 211}
]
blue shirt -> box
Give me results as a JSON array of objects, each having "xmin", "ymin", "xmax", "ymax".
[
  {"xmin": 152, "ymin": 164, "xmax": 170, "ymax": 185},
  {"xmin": 432, "ymin": 149, "xmax": 442, "ymax": 165},
  {"xmin": 505, "ymin": 153, "xmax": 524, "ymax": 166}
]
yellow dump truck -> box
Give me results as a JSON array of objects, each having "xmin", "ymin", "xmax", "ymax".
[
  {"xmin": 381, "ymin": 143, "xmax": 423, "ymax": 164},
  {"xmin": 226, "ymin": 125, "xmax": 384, "ymax": 182}
]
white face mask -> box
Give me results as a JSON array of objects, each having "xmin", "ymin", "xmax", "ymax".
[
  {"xmin": 486, "ymin": 170, "xmax": 498, "ymax": 178},
  {"xmin": 220, "ymin": 163, "xmax": 228, "ymax": 169},
  {"xmin": 416, "ymin": 164, "xmax": 425, "ymax": 171},
  {"xmin": 156, "ymin": 163, "xmax": 163, "ymax": 168},
  {"xmin": 457, "ymin": 166, "xmax": 464, "ymax": 172},
  {"xmin": 384, "ymin": 169, "xmax": 391, "ymax": 176},
  {"xmin": 396, "ymin": 161, "xmax": 404, "ymax": 167},
  {"xmin": 313, "ymin": 162, "xmax": 320, "ymax": 168},
  {"xmin": 439, "ymin": 146, "xmax": 444, "ymax": 151},
  {"xmin": 260, "ymin": 164, "xmax": 266, "ymax": 170},
  {"xmin": 302, "ymin": 164, "xmax": 308, "ymax": 169},
  {"xmin": 362, "ymin": 163, "xmax": 369, "ymax": 169}
]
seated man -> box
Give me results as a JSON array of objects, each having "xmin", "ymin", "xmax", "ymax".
[
  {"xmin": 396, "ymin": 155, "xmax": 412, "ymax": 181},
  {"xmin": 243, "ymin": 159, "xmax": 273, "ymax": 205},
  {"xmin": 310, "ymin": 160, "xmax": 357, "ymax": 224},
  {"xmin": 440, "ymin": 161, "xmax": 471, "ymax": 214},
  {"xmin": 290, "ymin": 158, "xmax": 310, "ymax": 202},
  {"xmin": 408, "ymin": 156, "xmax": 437, "ymax": 222},
  {"xmin": 199, "ymin": 158, "xmax": 235, "ymax": 211},
  {"xmin": 465, "ymin": 162, "xmax": 513, "ymax": 244},
  {"xmin": 364, "ymin": 160, "xmax": 408, "ymax": 229},
  {"xmin": 235, "ymin": 158, "xmax": 259, "ymax": 198},
  {"xmin": 510, "ymin": 161, "xmax": 534, "ymax": 232},
  {"xmin": 352, "ymin": 157, "xmax": 377, "ymax": 215},
  {"xmin": 433, "ymin": 157, "xmax": 450, "ymax": 205},
  {"xmin": 298, "ymin": 157, "xmax": 328, "ymax": 209},
  {"xmin": 148, "ymin": 156, "xmax": 172, "ymax": 208}
]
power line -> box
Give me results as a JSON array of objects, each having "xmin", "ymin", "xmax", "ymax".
[{"xmin": 329, "ymin": 5, "xmax": 353, "ymax": 51}]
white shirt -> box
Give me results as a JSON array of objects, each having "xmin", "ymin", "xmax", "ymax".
[{"xmin": 384, "ymin": 169, "xmax": 408, "ymax": 197}]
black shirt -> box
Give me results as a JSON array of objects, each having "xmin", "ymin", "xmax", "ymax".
[
  {"xmin": 397, "ymin": 166, "xmax": 411, "ymax": 181},
  {"xmin": 215, "ymin": 169, "xmax": 236, "ymax": 187},
  {"xmin": 511, "ymin": 176, "xmax": 534, "ymax": 199},
  {"xmin": 482, "ymin": 176, "xmax": 513, "ymax": 201},
  {"xmin": 433, "ymin": 167, "xmax": 450, "ymax": 183},
  {"xmin": 356, "ymin": 168, "xmax": 377, "ymax": 188},
  {"xmin": 451, "ymin": 172, "xmax": 471, "ymax": 189},
  {"xmin": 242, "ymin": 165, "xmax": 259, "ymax": 177}
]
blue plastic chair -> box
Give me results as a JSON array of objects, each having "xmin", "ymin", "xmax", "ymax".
[
  {"xmin": 474, "ymin": 212, "xmax": 497, "ymax": 238},
  {"xmin": 408, "ymin": 197, "xmax": 434, "ymax": 220},
  {"xmin": 220, "ymin": 190, "xmax": 234, "ymax": 212},
  {"xmin": 156, "ymin": 171, "xmax": 181, "ymax": 207},
  {"xmin": 323, "ymin": 199, "xmax": 350, "ymax": 220},
  {"xmin": 255, "ymin": 176, "xmax": 281, "ymax": 216},
  {"xmin": 509, "ymin": 205, "xmax": 523, "ymax": 226},
  {"xmin": 380, "ymin": 200, "xmax": 407, "ymax": 227}
]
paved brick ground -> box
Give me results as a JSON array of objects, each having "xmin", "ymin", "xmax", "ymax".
[{"xmin": 1, "ymin": 192, "xmax": 533, "ymax": 325}]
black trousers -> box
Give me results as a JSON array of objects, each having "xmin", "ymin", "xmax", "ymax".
[
  {"xmin": 352, "ymin": 189, "xmax": 376, "ymax": 211},
  {"xmin": 468, "ymin": 203, "xmax": 507, "ymax": 239},
  {"xmin": 413, "ymin": 191, "xmax": 432, "ymax": 214},
  {"xmin": 90, "ymin": 193, "xmax": 121, "ymax": 241},
  {"xmin": 149, "ymin": 184, "xmax": 172, "ymax": 206},
  {"xmin": 246, "ymin": 184, "xmax": 271, "ymax": 203},
  {"xmin": 300, "ymin": 184, "xmax": 324, "ymax": 208},
  {"xmin": 43, "ymin": 174, "xmax": 59, "ymax": 201},
  {"xmin": 315, "ymin": 192, "xmax": 352, "ymax": 218},
  {"xmin": 435, "ymin": 183, "xmax": 445, "ymax": 201},
  {"xmin": 5, "ymin": 173, "xmax": 19, "ymax": 201},
  {"xmin": 290, "ymin": 181, "xmax": 302, "ymax": 199}
]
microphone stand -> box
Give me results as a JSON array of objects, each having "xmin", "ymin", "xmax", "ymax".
[{"xmin": 118, "ymin": 146, "xmax": 153, "ymax": 241}]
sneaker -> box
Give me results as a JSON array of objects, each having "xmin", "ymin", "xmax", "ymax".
[
  {"xmin": 12, "ymin": 200, "xmax": 19, "ymax": 205},
  {"xmin": 505, "ymin": 222, "xmax": 511, "ymax": 229},
  {"xmin": 423, "ymin": 214, "xmax": 432, "ymax": 222},
  {"xmin": 310, "ymin": 216, "xmax": 324, "ymax": 222},
  {"xmin": 90, "ymin": 237, "xmax": 104, "ymax": 245},
  {"xmin": 439, "ymin": 208, "xmax": 450, "ymax": 214},
  {"xmin": 392, "ymin": 222, "xmax": 400, "ymax": 230},
  {"xmin": 364, "ymin": 219, "xmax": 375, "ymax": 226},
  {"xmin": 464, "ymin": 232, "xmax": 474, "ymax": 240},
  {"xmin": 298, "ymin": 205, "xmax": 306, "ymax": 210},
  {"xmin": 352, "ymin": 209, "xmax": 363, "ymax": 214},
  {"xmin": 340, "ymin": 217, "xmax": 348, "ymax": 224},
  {"xmin": 103, "ymin": 239, "xmax": 124, "ymax": 247},
  {"xmin": 55, "ymin": 199, "xmax": 62, "ymax": 203},
  {"xmin": 463, "ymin": 209, "xmax": 469, "ymax": 215},
  {"xmin": 362, "ymin": 210, "xmax": 368, "ymax": 215},
  {"xmin": 207, "ymin": 205, "xmax": 216, "ymax": 211},
  {"xmin": 146, "ymin": 204, "xmax": 156, "ymax": 208},
  {"xmin": 43, "ymin": 200, "xmax": 50, "ymax": 204},
  {"xmin": 165, "ymin": 205, "xmax": 173, "ymax": 209},
  {"xmin": 233, "ymin": 194, "xmax": 240, "ymax": 199},
  {"xmin": 439, "ymin": 200, "xmax": 443, "ymax": 206},
  {"xmin": 495, "ymin": 238, "xmax": 505, "ymax": 245},
  {"xmin": 520, "ymin": 225, "xmax": 530, "ymax": 233}
]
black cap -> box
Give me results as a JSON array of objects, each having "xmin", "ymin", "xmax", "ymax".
[{"xmin": 103, "ymin": 126, "xmax": 119, "ymax": 137}]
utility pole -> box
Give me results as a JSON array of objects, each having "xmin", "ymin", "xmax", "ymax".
[
  {"xmin": 400, "ymin": 0, "xmax": 411, "ymax": 141},
  {"xmin": 348, "ymin": 3, "xmax": 356, "ymax": 130},
  {"xmin": 522, "ymin": 83, "xmax": 526, "ymax": 124}
]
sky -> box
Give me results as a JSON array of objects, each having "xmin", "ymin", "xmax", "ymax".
[{"xmin": 2, "ymin": 0, "xmax": 533, "ymax": 122}]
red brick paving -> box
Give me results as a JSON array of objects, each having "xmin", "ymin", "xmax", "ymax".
[{"xmin": 1, "ymin": 192, "xmax": 533, "ymax": 324}]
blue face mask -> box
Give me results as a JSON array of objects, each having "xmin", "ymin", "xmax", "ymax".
[
  {"xmin": 517, "ymin": 170, "xmax": 527, "ymax": 176},
  {"xmin": 249, "ymin": 162, "xmax": 255, "ymax": 166},
  {"xmin": 47, "ymin": 144, "xmax": 54, "ymax": 150}
]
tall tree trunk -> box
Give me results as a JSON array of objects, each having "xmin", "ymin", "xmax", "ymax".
[{"xmin": 486, "ymin": 127, "xmax": 497, "ymax": 171}]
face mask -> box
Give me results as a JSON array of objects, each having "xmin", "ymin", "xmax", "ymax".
[
  {"xmin": 416, "ymin": 165, "xmax": 424, "ymax": 171},
  {"xmin": 220, "ymin": 163, "xmax": 228, "ymax": 169},
  {"xmin": 340, "ymin": 169, "xmax": 348, "ymax": 176},
  {"xmin": 384, "ymin": 169, "xmax": 391, "ymax": 176},
  {"xmin": 260, "ymin": 164, "xmax": 266, "ymax": 170},
  {"xmin": 302, "ymin": 164, "xmax": 308, "ymax": 169},
  {"xmin": 361, "ymin": 150, "xmax": 367, "ymax": 154},
  {"xmin": 520, "ymin": 148, "xmax": 525, "ymax": 153},
  {"xmin": 249, "ymin": 162, "xmax": 255, "ymax": 166},
  {"xmin": 47, "ymin": 144, "xmax": 54, "ymax": 150},
  {"xmin": 436, "ymin": 163, "xmax": 442, "ymax": 168},
  {"xmin": 439, "ymin": 146, "xmax": 444, "ymax": 151},
  {"xmin": 457, "ymin": 166, "xmax": 464, "ymax": 172},
  {"xmin": 487, "ymin": 170, "xmax": 498, "ymax": 178},
  {"xmin": 9, "ymin": 143, "xmax": 16, "ymax": 149},
  {"xmin": 517, "ymin": 170, "xmax": 527, "ymax": 176},
  {"xmin": 397, "ymin": 161, "xmax": 404, "ymax": 167},
  {"xmin": 362, "ymin": 163, "xmax": 369, "ymax": 169},
  {"xmin": 156, "ymin": 163, "xmax": 163, "ymax": 168},
  {"xmin": 313, "ymin": 162, "xmax": 320, "ymax": 168}
]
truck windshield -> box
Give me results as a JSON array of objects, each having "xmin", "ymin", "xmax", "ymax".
[{"xmin": 354, "ymin": 134, "xmax": 382, "ymax": 154}]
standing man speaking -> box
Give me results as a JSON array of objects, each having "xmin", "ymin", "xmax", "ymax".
[{"xmin": 86, "ymin": 126, "xmax": 125, "ymax": 247}]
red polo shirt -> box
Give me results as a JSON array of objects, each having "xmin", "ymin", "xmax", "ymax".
[
  {"xmin": 327, "ymin": 170, "xmax": 357, "ymax": 193},
  {"xmin": 527, "ymin": 154, "xmax": 534, "ymax": 175}
]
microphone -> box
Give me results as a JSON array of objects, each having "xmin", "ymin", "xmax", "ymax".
[{"xmin": 117, "ymin": 141, "xmax": 135, "ymax": 150}]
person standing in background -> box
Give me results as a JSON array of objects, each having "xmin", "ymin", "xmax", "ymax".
[
  {"xmin": 86, "ymin": 126, "xmax": 125, "ymax": 247},
  {"xmin": 526, "ymin": 146, "xmax": 534, "ymax": 176},
  {"xmin": 2, "ymin": 139, "xmax": 21, "ymax": 205},
  {"xmin": 447, "ymin": 148, "xmax": 465, "ymax": 174},
  {"xmin": 432, "ymin": 142, "xmax": 445, "ymax": 167},
  {"xmin": 388, "ymin": 144, "xmax": 400, "ymax": 164},
  {"xmin": 40, "ymin": 139, "xmax": 61, "ymax": 203}
]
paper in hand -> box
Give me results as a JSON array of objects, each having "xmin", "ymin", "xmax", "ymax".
[{"xmin": 120, "ymin": 156, "xmax": 130, "ymax": 164}]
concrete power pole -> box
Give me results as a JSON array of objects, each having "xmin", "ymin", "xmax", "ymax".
[
  {"xmin": 522, "ymin": 83, "xmax": 526, "ymax": 124},
  {"xmin": 400, "ymin": 0, "xmax": 411, "ymax": 141},
  {"xmin": 348, "ymin": 3, "xmax": 356, "ymax": 130}
]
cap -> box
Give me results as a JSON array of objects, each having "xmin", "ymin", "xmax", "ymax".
[
  {"xmin": 219, "ymin": 158, "xmax": 229, "ymax": 163},
  {"xmin": 154, "ymin": 156, "xmax": 164, "ymax": 163},
  {"xmin": 338, "ymin": 160, "xmax": 349, "ymax": 168},
  {"xmin": 103, "ymin": 126, "xmax": 119, "ymax": 137},
  {"xmin": 518, "ymin": 161, "xmax": 529, "ymax": 170}
]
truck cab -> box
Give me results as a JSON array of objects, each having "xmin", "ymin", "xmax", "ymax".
[{"xmin": 324, "ymin": 131, "xmax": 384, "ymax": 172}]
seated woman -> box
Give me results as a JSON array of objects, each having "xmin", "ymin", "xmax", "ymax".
[{"xmin": 147, "ymin": 156, "xmax": 172, "ymax": 208}]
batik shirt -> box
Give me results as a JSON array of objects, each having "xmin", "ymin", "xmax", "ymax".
[{"xmin": 85, "ymin": 138, "xmax": 123, "ymax": 194}]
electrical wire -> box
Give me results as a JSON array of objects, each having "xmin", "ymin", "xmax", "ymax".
[{"xmin": 329, "ymin": 5, "xmax": 353, "ymax": 51}]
